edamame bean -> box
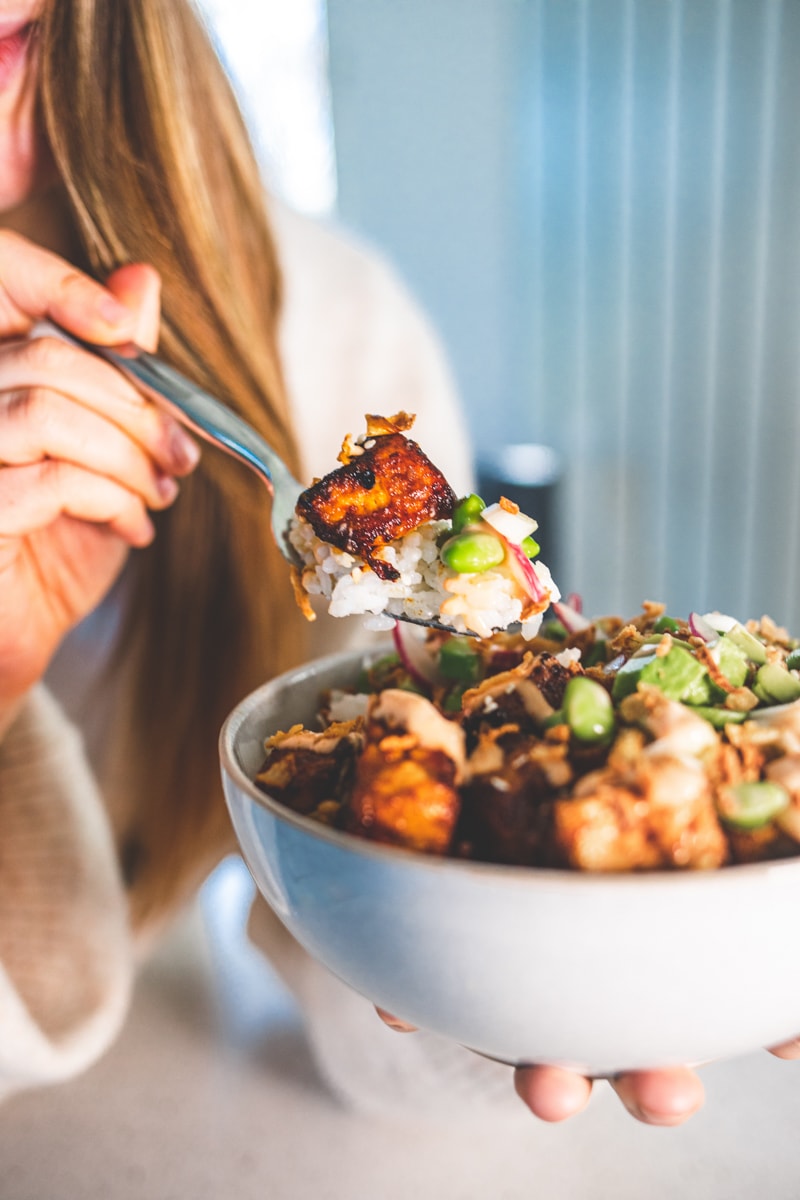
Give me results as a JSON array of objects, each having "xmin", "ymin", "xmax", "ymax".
[
  {"xmin": 441, "ymin": 531, "xmax": 505, "ymax": 574},
  {"xmin": 563, "ymin": 676, "xmax": 615, "ymax": 743},
  {"xmin": 521, "ymin": 534, "xmax": 540, "ymax": 559},
  {"xmin": 452, "ymin": 493, "xmax": 486, "ymax": 533},
  {"xmin": 718, "ymin": 781, "xmax": 789, "ymax": 830}
]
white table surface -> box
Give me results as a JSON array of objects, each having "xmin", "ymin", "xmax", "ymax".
[{"xmin": 3, "ymin": 860, "xmax": 800, "ymax": 1200}]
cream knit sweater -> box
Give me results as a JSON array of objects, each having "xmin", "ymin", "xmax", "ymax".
[{"xmin": 0, "ymin": 204, "xmax": 518, "ymax": 1113}]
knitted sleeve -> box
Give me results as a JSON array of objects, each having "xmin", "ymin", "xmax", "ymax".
[
  {"xmin": 0, "ymin": 686, "xmax": 133, "ymax": 1099},
  {"xmin": 247, "ymin": 895, "xmax": 521, "ymax": 1118}
]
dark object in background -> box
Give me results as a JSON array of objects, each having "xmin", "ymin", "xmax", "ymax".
[{"xmin": 477, "ymin": 444, "xmax": 563, "ymax": 586}]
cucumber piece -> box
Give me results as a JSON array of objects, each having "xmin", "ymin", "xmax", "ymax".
[
  {"xmin": 702, "ymin": 613, "xmax": 768, "ymax": 664},
  {"xmin": 753, "ymin": 663, "xmax": 800, "ymax": 706},
  {"xmin": 725, "ymin": 624, "xmax": 768, "ymax": 665}
]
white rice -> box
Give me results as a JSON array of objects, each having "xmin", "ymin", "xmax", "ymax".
[
  {"xmin": 288, "ymin": 515, "xmax": 559, "ymax": 638},
  {"xmin": 326, "ymin": 689, "xmax": 371, "ymax": 721}
]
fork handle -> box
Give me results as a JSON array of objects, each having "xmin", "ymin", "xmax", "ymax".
[{"xmin": 38, "ymin": 321, "xmax": 288, "ymax": 493}]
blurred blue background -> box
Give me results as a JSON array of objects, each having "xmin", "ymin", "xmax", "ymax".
[{"xmin": 198, "ymin": 0, "xmax": 800, "ymax": 630}]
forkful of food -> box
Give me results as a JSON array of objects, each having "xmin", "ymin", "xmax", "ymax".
[
  {"xmin": 286, "ymin": 412, "xmax": 559, "ymax": 639},
  {"xmin": 42, "ymin": 324, "xmax": 559, "ymax": 638}
]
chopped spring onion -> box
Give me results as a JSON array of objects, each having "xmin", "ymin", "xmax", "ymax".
[
  {"xmin": 439, "ymin": 638, "xmax": 482, "ymax": 683},
  {"xmin": 688, "ymin": 705, "xmax": 749, "ymax": 730},
  {"xmin": 653, "ymin": 615, "xmax": 682, "ymax": 634}
]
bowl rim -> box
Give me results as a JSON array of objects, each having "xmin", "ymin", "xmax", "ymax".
[{"xmin": 219, "ymin": 646, "xmax": 800, "ymax": 891}]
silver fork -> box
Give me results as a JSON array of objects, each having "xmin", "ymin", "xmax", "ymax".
[{"xmin": 45, "ymin": 325, "xmax": 469, "ymax": 634}]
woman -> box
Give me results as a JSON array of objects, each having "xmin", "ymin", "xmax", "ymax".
[{"xmin": 0, "ymin": 0, "xmax": 749, "ymax": 1122}]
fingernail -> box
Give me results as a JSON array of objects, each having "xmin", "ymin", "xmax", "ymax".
[
  {"xmin": 639, "ymin": 1112, "xmax": 679, "ymax": 1127},
  {"xmin": 169, "ymin": 426, "xmax": 201, "ymax": 471},
  {"xmin": 156, "ymin": 473, "xmax": 179, "ymax": 503},
  {"xmin": 634, "ymin": 1104, "xmax": 691, "ymax": 1127},
  {"xmin": 133, "ymin": 514, "xmax": 156, "ymax": 547},
  {"xmin": 99, "ymin": 294, "xmax": 134, "ymax": 327},
  {"xmin": 378, "ymin": 1014, "xmax": 416, "ymax": 1033}
]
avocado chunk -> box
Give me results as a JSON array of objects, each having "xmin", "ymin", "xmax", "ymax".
[
  {"xmin": 611, "ymin": 644, "xmax": 715, "ymax": 704},
  {"xmin": 709, "ymin": 635, "xmax": 749, "ymax": 689}
]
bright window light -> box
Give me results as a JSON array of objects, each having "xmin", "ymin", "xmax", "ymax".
[{"xmin": 196, "ymin": 0, "xmax": 337, "ymax": 216}]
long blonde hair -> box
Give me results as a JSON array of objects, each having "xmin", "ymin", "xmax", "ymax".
[{"xmin": 37, "ymin": 0, "xmax": 309, "ymax": 926}]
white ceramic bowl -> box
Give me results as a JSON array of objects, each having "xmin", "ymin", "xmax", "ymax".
[{"xmin": 220, "ymin": 646, "xmax": 800, "ymax": 1075}]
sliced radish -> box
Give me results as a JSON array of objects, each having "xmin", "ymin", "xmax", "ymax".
[
  {"xmin": 533, "ymin": 560, "xmax": 561, "ymax": 604},
  {"xmin": 480, "ymin": 503, "xmax": 538, "ymax": 545},
  {"xmin": 689, "ymin": 611, "xmax": 718, "ymax": 643},
  {"xmin": 701, "ymin": 610, "xmax": 736, "ymax": 634},
  {"xmin": 552, "ymin": 600, "xmax": 592, "ymax": 633},
  {"xmin": 392, "ymin": 622, "xmax": 439, "ymax": 690},
  {"xmin": 506, "ymin": 540, "xmax": 549, "ymax": 603},
  {"xmin": 566, "ymin": 592, "xmax": 583, "ymax": 613}
]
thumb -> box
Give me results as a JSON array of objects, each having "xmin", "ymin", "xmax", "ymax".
[{"xmin": 105, "ymin": 263, "xmax": 162, "ymax": 352}]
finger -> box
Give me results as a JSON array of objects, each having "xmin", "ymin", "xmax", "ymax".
[
  {"xmin": 375, "ymin": 1008, "xmax": 417, "ymax": 1033},
  {"xmin": 0, "ymin": 337, "xmax": 200, "ymax": 476},
  {"xmin": 610, "ymin": 1068, "xmax": 705, "ymax": 1126},
  {"xmin": 0, "ymin": 230, "xmax": 136, "ymax": 342},
  {"xmin": 0, "ymin": 388, "xmax": 179, "ymax": 511},
  {"xmin": 514, "ymin": 1065, "xmax": 593, "ymax": 1123},
  {"xmin": 767, "ymin": 1036, "xmax": 800, "ymax": 1060},
  {"xmin": 106, "ymin": 263, "xmax": 161, "ymax": 352},
  {"xmin": 0, "ymin": 460, "xmax": 156, "ymax": 547}
]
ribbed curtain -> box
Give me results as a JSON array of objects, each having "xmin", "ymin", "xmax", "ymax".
[{"xmin": 516, "ymin": 0, "xmax": 800, "ymax": 628}]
